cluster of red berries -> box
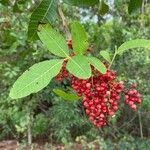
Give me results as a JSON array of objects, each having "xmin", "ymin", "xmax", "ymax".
[
  {"xmin": 124, "ymin": 84, "xmax": 141, "ymax": 110},
  {"xmin": 67, "ymin": 39, "xmax": 73, "ymax": 49},
  {"xmin": 55, "ymin": 40, "xmax": 142, "ymax": 127},
  {"xmin": 55, "ymin": 60, "xmax": 68, "ymax": 81},
  {"xmin": 70, "ymin": 69, "xmax": 124, "ymax": 127}
]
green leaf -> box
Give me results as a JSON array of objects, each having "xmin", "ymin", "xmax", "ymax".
[
  {"xmin": 0, "ymin": 0, "xmax": 9, "ymax": 6},
  {"xmin": 71, "ymin": 21, "xmax": 88, "ymax": 55},
  {"xmin": 100, "ymin": 50, "xmax": 111, "ymax": 63},
  {"xmin": 99, "ymin": 0, "xmax": 109, "ymax": 16},
  {"xmin": 87, "ymin": 57, "xmax": 107, "ymax": 74},
  {"xmin": 38, "ymin": 24, "xmax": 70, "ymax": 58},
  {"xmin": 128, "ymin": 0, "xmax": 142, "ymax": 14},
  {"xmin": 13, "ymin": 2, "xmax": 22, "ymax": 13},
  {"xmin": 28, "ymin": 0, "xmax": 58, "ymax": 41},
  {"xmin": 9, "ymin": 59, "xmax": 63, "ymax": 99},
  {"xmin": 117, "ymin": 39, "xmax": 150, "ymax": 55},
  {"xmin": 66, "ymin": 55, "xmax": 91, "ymax": 79},
  {"xmin": 63, "ymin": 0, "xmax": 99, "ymax": 7},
  {"xmin": 53, "ymin": 89, "xmax": 80, "ymax": 100}
]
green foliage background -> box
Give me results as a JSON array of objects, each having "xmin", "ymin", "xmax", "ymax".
[{"xmin": 0, "ymin": 0, "xmax": 150, "ymax": 149}]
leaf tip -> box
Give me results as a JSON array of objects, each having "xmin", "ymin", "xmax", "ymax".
[{"xmin": 9, "ymin": 91, "xmax": 15, "ymax": 100}]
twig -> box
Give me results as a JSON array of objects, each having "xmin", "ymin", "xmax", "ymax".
[
  {"xmin": 109, "ymin": 46, "xmax": 117, "ymax": 68},
  {"xmin": 138, "ymin": 107, "xmax": 143, "ymax": 139},
  {"xmin": 27, "ymin": 111, "xmax": 33, "ymax": 146},
  {"xmin": 58, "ymin": 5, "xmax": 71, "ymax": 39},
  {"xmin": 27, "ymin": 95, "xmax": 33, "ymax": 147},
  {"xmin": 118, "ymin": 115, "xmax": 136, "ymax": 129},
  {"xmin": 141, "ymin": 0, "xmax": 145, "ymax": 14}
]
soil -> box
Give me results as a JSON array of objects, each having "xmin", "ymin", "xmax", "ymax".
[
  {"xmin": 0, "ymin": 140, "xmax": 66, "ymax": 150},
  {"xmin": 0, "ymin": 140, "xmax": 99, "ymax": 150},
  {"xmin": 0, "ymin": 140, "xmax": 19, "ymax": 150}
]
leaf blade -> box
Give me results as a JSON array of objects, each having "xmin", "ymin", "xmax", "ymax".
[
  {"xmin": 117, "ymin": 39, "xmax": 150, "ymax": 55},
  {"xmin": 66, "ymin": 55, "xmax": 91, "ymax": 79},
  {"xmin": 100, "ymin": 50, "xmax": 111, "ymax": 63},
  {"xmin": 99, "ymin": 0, "xmax": 109, "ymax": 16},
  {"xmin": 28, "ymin": 0, "xmax": 58, "ymax": 41},
  {"xmin": 9, "ymin": 59, "xmax": 63, "ymax": 99},
  {"xmin": 38, "ymin": 24, "xmax": 70, "ymax": 58},
  {"xmin": 87, "ymin": 57, "xmax": 107, "ymax": 74},
  {"xmin": 71, "ymin": 21, "xmax": 88, "ymax": 55},
  {"xmin": 53, "ymin": 89, "xmax": 80, "ymax": 100}
]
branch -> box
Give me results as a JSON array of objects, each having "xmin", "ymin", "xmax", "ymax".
[{"xmin": 58, "ymin": 5, "xmax": 71, "ymax": 39}]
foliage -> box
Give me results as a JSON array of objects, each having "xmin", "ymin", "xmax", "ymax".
[
  {"xmin": 28, "ymin": 0, "xmax": 58, "ymax": 41},
  {"xmin": 99, "ymin": 0, "xmax": 109, "ymax": 16},
  {"xmin": 128, "ymin": 0, "xmax": 143, "ymax": 14},
  {"xmin": 71, "ymin": 21, "xmax": 88, "ymax": 55},
  {"xmin": 0, "ymin": 0, "xmax": 150, "ymax": 148},
  {"xmin": 100, "ymin": 50, "xmax": 111, "ymax": 63},
  {"xmin": 63, "ymin": 0, "xmax": 99, "ymax": 7},
  {"xmin": 117, "ymin": 39, "xmax": 150, "ymax": 55}
]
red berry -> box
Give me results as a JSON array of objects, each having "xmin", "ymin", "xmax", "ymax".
[
  {"xmin": 132, "ymin": 84, "xmax": 137, "ymax": 88},
  {"xmin": 86, "ymin": 83, "xmax": 92, "ymax": 89},
  {"xmin": 131, "ymin": 104, "xmax": 136, "ymax": 110}
]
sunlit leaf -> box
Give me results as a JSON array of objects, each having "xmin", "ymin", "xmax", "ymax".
[
  {"xmin": 71, "ymin": 21, "xmax": 88, "ymax": 55},
  {"xmin": 66, "ymin": 55, "xmax": 91, "ymax": 79},
  {"xmin": 38, "ymin": 24, "xmax": 70, "ymax": 58},
  {"xmin": 100, "ymin": 50, "xmax": 111, "ymax": 63},
  {"xmin": 117, "ymin": 39, "xmax": 150, "ymax": 55},
  {"xmin": 87, "ymin": 57, "xmax": 107, "ymax": 74},
  {"xmin": 9, "ymin": 59, "xmax": 63, "ymax": 99}
]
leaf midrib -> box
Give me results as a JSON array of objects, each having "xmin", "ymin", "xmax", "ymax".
[
  {"xmin": 72, "ymin": 23, "xmax": 87, "ymax": 55},
  {"xmin": 41, "ymin": 0, "xmax": 54, "ymax": 22}
]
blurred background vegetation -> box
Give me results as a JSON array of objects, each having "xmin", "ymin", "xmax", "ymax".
[{"xmin": 0, "ymin": 0, "xmax": 150, "ymax": 149}]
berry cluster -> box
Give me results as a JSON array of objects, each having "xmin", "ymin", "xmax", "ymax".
[
  {"xmin": 124, "ymin": 84, "xmax": 141, "ymax": 110},
  {"xmin": 55, "ymin": 60, "xmax": 68, "ymax": 81},
  {"xmin": 67, "ymin": 39, "xmax": 73, "ymax": 49},
  {"xmin": 55, "ymin": 40, "xmax": 142, "ymax": 127},
  {"xmin": 70, "ymin": 69, "xmax": 124, "ymax": 127}
]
